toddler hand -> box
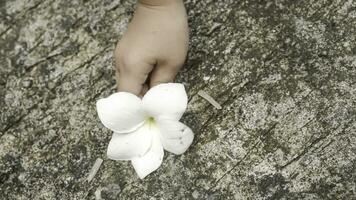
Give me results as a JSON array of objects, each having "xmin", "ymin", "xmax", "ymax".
[{"xmin": 115, "ymin": 0, "xmax": 189, "ymax": 97}]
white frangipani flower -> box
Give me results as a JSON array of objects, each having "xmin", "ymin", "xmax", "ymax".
[{"xmin": 96, "ymin": 83, "xmax": 194, "ymax": 179}]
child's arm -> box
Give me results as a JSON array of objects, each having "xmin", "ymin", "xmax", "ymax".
[{"xmin": 115, "ymin": 0, "xmax": 189, "ymax": 97}]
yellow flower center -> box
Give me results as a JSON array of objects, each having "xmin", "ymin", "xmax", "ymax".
[{"xmin": 146, "ymin": 116, "xmax": 156, "ymax": 128}]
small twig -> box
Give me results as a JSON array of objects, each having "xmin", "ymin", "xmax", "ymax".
[
  {"xmin": 95, "ymin": 188, "xmax": 102, "ymax": 200},
  {"xmin": 198, "ymin": 90, "xmax": 222, "ymax": 109},
  {"xmin": 87, "ymin": 158, "xmax": 103, "ymax": 182}
]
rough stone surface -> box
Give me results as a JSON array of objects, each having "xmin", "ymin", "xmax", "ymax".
[{"xmin": 1, "ymin": 0, "xmax": 356, "ymax": 199}]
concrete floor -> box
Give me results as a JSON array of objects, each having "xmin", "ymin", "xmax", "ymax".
[{"xmin": 1, "ymin": 0, "xmax": 355, "ymax": 199}]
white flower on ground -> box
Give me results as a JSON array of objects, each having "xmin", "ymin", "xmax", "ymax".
[{"xmin": 96, "ymin": 83, "xmax": 194, "ymax": 179}]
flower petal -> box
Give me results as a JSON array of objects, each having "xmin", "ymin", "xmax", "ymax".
[
  {"xmin": 107, "ymin": 124, "xmax": 152, "ymax": 160},
  {"xmin": 142, "ymin": 83, "xmax": 187, "ymax": 121},
  {"xmin": 158, "ymin": 120, "xmax": 194, "ymax": 155},
  {"xmin": 131, "ymin": 125, "xmax": 164, "ymax": 179},
  {"xmin": 97, "ymin": 92, "xmax": 146, "ymax": 133}
]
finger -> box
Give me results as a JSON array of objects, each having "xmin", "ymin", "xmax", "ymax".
[
  {"xmin": 149, "ymin": 63, "xmax": 181, "ymax": 88},
  {"xmin": 116, "ymin": 62, "xmax": 153, "ymax": 96},
  {"xmin": 117, "ymin": 74, "xmax": 144, "ymax": 96}
]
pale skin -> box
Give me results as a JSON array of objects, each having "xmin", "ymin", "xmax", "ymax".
[{"xmin": 115, "ymin": 0, "xmax": 189, "ymax": 97}]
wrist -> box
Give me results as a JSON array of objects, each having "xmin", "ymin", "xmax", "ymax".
[{"xmin": 139, "ymin": 0, "xmax": 183, "ymax": 6}]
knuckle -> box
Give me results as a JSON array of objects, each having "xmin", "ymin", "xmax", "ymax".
[
  {"xmin": 166, "ymin": 53, "xmax": 186, "ymax": 69},
  {"xmin": 120, "ymin": 57, "xmax": 143, "ymax": 75},
  {"xmin": 169, "ymin": 59, "xmax": 185, "ymax": 70},
  {"xmin": 122, "ymin": 55, "xmax": 139, "ymax": 68},
  {"xmin": 115, "ymin": 51, "xmax": 139, "ymax": 73}
]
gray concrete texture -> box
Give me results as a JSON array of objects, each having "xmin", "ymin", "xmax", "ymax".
[{"xmin": 1, "ymin": 0, "xmax": 355, "ymax": 199}]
